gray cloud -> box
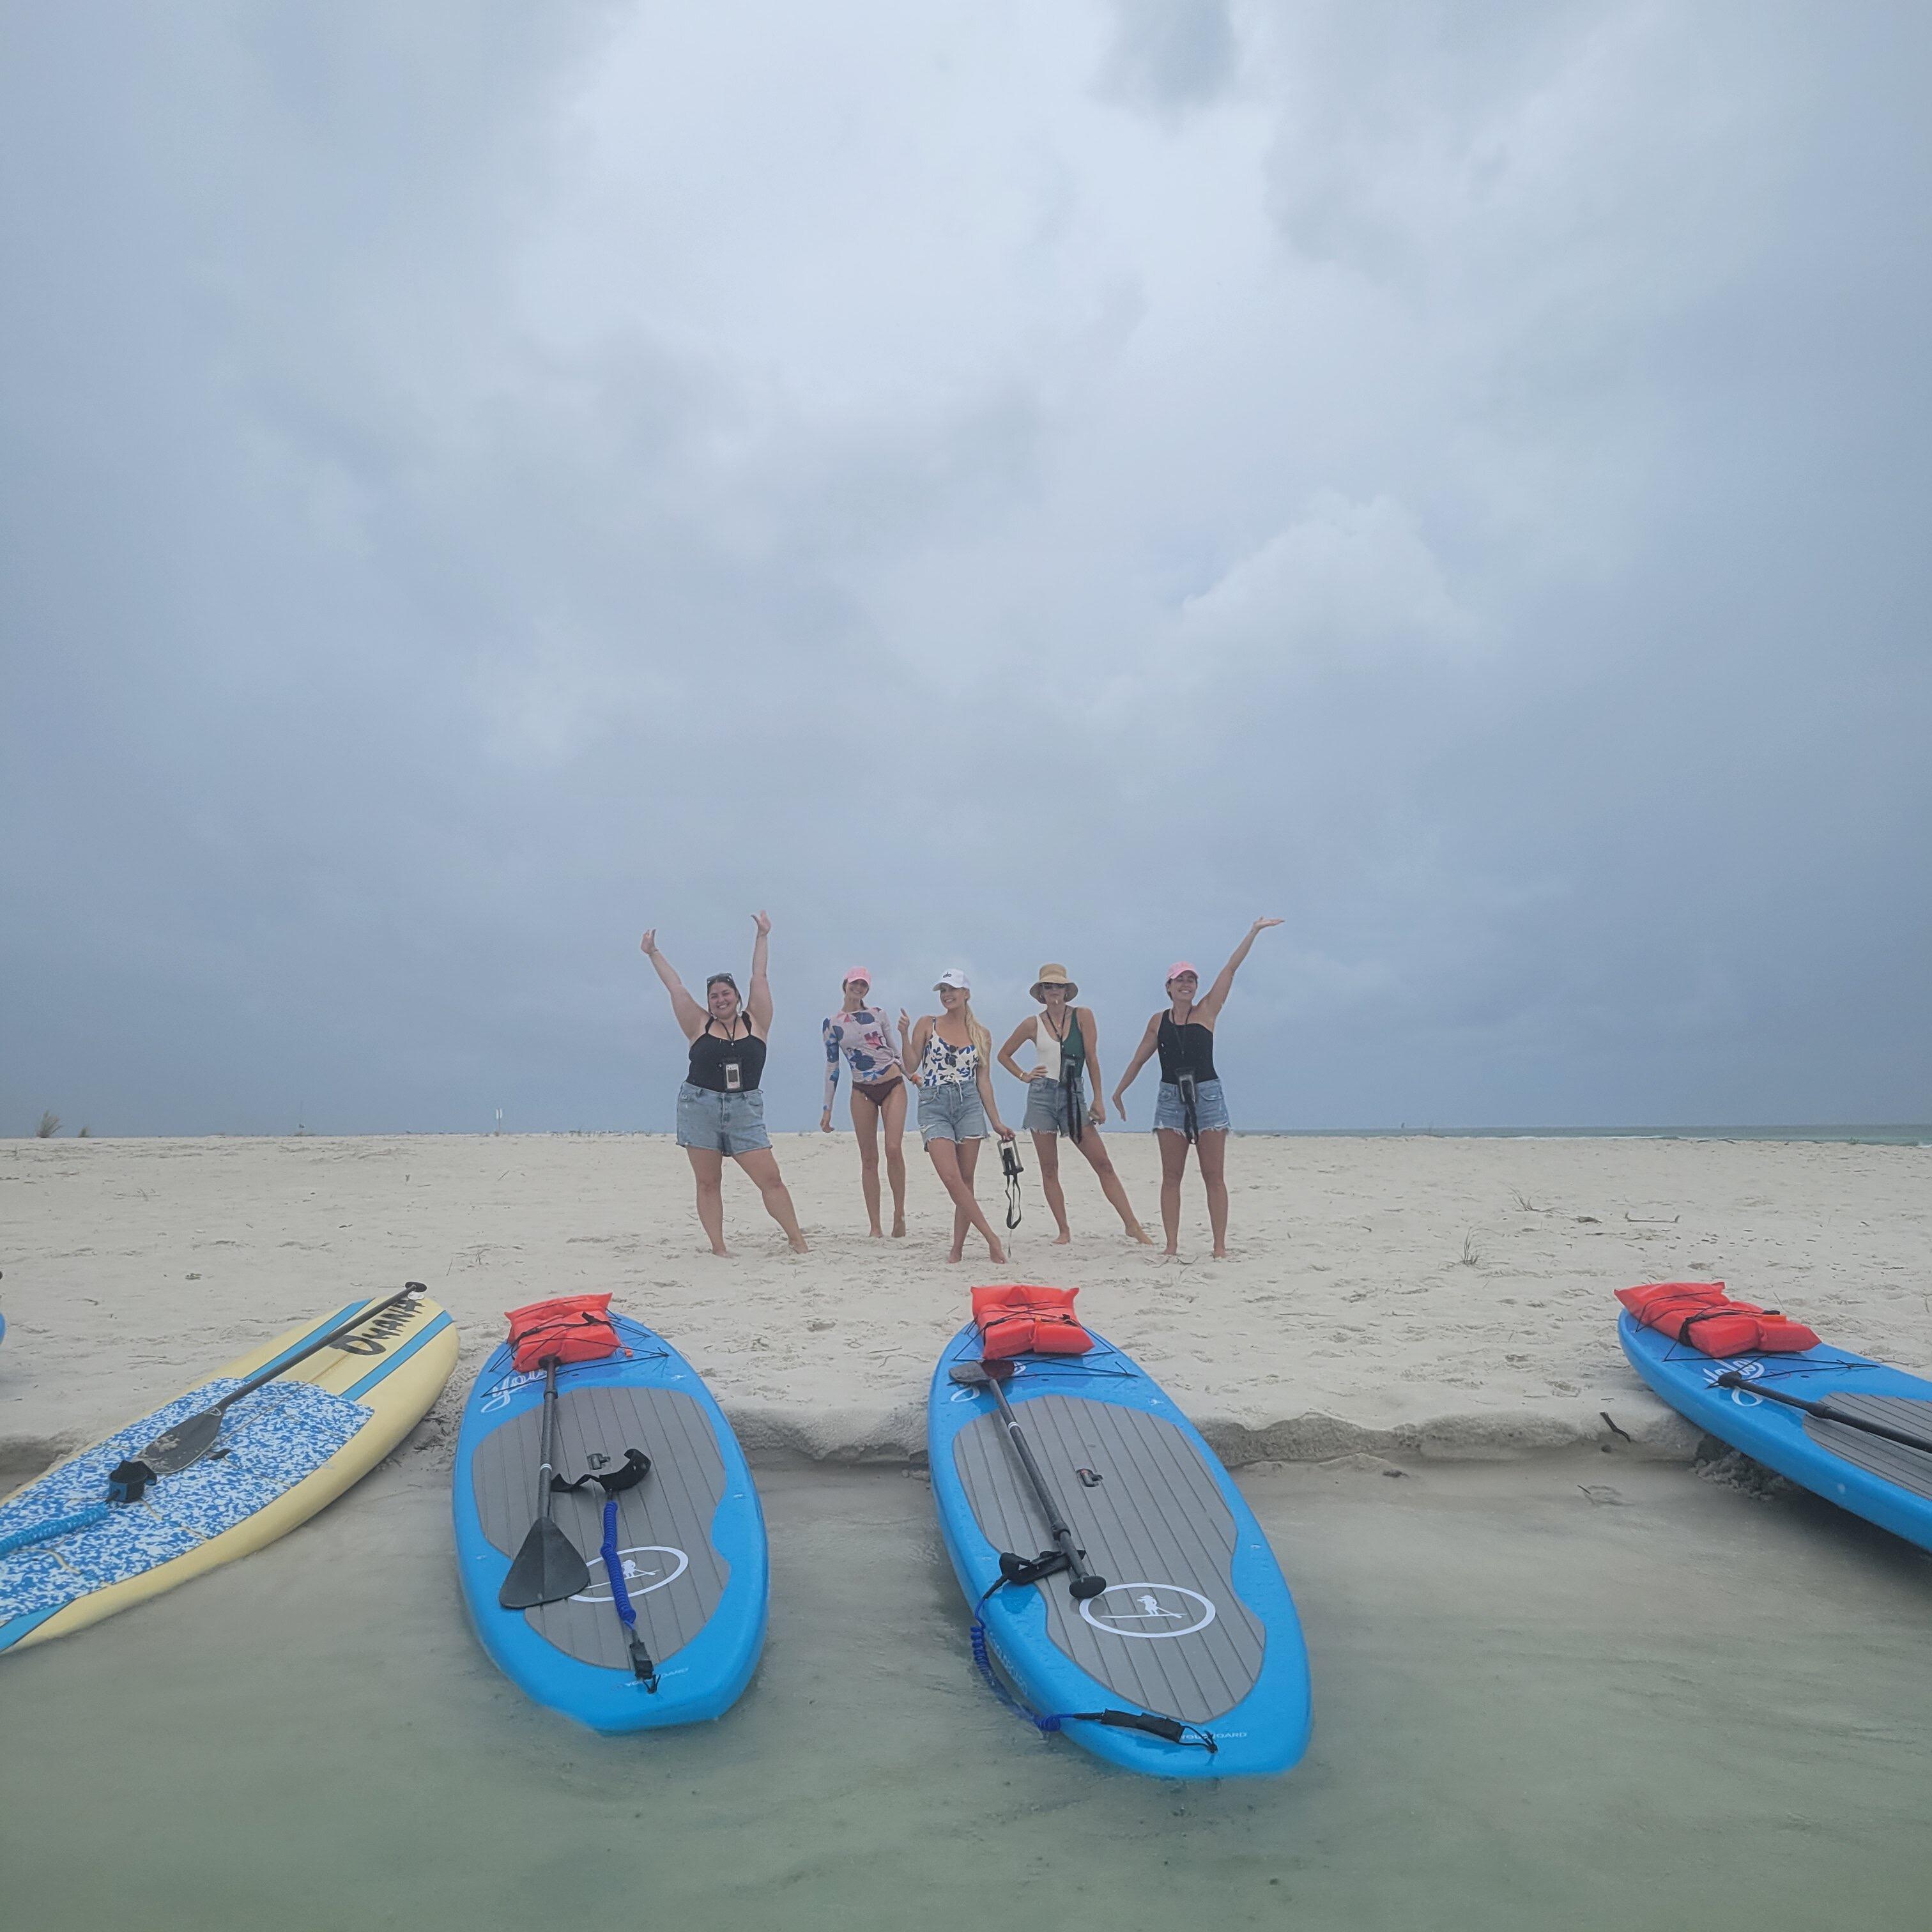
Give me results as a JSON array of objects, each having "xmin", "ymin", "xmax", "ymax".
[
  {"xmin": 1097, "ymin": 0, "xmax": 1238, "ymax": 115},
  {"xmin": 3, "ymin": 1, "xmax": 1927, "ymax": 1136}
]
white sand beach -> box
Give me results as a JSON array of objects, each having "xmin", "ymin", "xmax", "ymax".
[{"xmin": 3, "ymin": 1131, "xmax": 1929, "ymax": 1481}]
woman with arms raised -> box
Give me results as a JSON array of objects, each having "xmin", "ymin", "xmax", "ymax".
[
  {"xmin": 820, "ymin": 967, "xmax": 908, "ymax": 1238},
  {"xmin": 995, "ymin": 963, "xmax": 1153, "ymax": 1247},
  {"xmin": 1112, "ymin": 918, "xmax": 1282, "ymax": 1260},
  {"xmin": 900, "ymin": 970, "xmax": 1015, "ymax": 1265},
  {"xmin": 641, "ymin": 913, "xmax": 809, "ymax": 1257}
]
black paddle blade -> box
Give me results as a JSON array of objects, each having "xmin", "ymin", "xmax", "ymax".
[
  {"xmin": 138, "ymin": 1407, "xmax": 224, "ymax": 1476},
  {"xmin": 949, "ymin": 1360, "xmax": 991, "ymax": 1387},
  {"xmin": 498, "ymin": 1517, "xmax": 590, "ymax": 1610}
]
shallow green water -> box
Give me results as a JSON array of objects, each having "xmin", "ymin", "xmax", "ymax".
[{"xmin": 6, "ymin": 1453, "xmax": 1930, "ymax": 1931}]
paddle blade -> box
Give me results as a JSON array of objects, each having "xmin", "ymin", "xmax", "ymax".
[
  {"xmin": 949, "ymin": 1356, "xmax": 1016, "ymax": 1388},
  {"xmin": 498, "ymin": 1517, "xmax": 590, "ymax": 1610},
  {"xmin": 139, "ymin": 1407, "xmax": 223, "ymax": 1476}
]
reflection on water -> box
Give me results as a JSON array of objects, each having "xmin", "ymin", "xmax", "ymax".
[{"xmin": 5, "ymin": 1453, "xmax": 1930, "ymax": 1931}]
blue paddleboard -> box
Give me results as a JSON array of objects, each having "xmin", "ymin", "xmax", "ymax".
[
  {"xmin": 454, "ymin": 1312, "xmax": 767, "ymax": 1731},
  {"xmin": 929, "ymin": 1322, "xmax": 1312, "ymax": 1779},
  {"xmin": 1620, "ymin": 1312, "xmax": 1932, "ymax": 1554}
]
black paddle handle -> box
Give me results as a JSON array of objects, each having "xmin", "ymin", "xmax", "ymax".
[
  {"xmin": 985, "ymin": 1374, "xmax": 1101, "ymax": 1589},
  {"xmin": 1714, "ymin": 1372, "xmax": 1932, "ymax": 1458},
  {"xmin": 217, "ymin": 1282, "xmax": 424, "ymax": 1414}
]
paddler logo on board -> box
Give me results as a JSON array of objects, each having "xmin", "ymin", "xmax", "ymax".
[
  {"xmin": 570, "ymin": 1545, "xmax": 690, "ymax": 1604},
  {"xmin": 1078, "ymin": 1583, "xmax": 1216, "ymax": 1639}
]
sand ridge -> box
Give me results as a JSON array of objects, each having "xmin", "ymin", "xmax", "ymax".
[{"xmin": 3, "ymin": 1132, "xmax": 1929, "ymax": 1480}]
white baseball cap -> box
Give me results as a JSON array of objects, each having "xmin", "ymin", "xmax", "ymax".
[{"xmin": 933, "ymin": 968, "xmax": 970, "ymax": 991}]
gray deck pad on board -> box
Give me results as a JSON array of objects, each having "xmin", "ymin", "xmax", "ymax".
[
  {"xmin": 473, "ymin": 1386, "xmax": 728, "ymax": 1670},
  {"xmin": 1803, "ymin": 1394, "xmax": 1932, "ymax": 1500},
  {"xmin": 953, "ymin": 1393, "xmax": 1265, "ymax": 1724}
]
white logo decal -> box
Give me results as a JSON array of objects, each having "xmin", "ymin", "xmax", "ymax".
[
  {"xmin": 479, "ymin": 1368, "xmax": 545, "ymax": 1413},
  {"xmin": 1078, "ymin": 1583, "xmax": 1215, "ymax": 1640},
  {"xmin": 1710, "ymin": 1358, "xmax": 1765, "ymax": 1407},
  {"xmin": 570, "ymin": 1545, "xmax": 690, "ymax": 1604}
]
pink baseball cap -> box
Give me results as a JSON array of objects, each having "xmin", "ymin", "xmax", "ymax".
[
  {"xmin": 1165, "ymin": 960, "xmax": 1200, "ymax": 983},
  {"xmin": 842, "ymin": 966, "xmax": 873, "ymax": 989}
]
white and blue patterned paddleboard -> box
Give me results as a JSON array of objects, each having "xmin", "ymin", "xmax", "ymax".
[
  {"xmin": 1, "ymin": 1292, "xmax": 457, "ymax": 1653},
  {"xmin": 929, "ymin": 1322, "xmax": 1312, "ymax": 1779},
  {"xmin": 453, "ymin": 1311, "xmax": 767, "ymax": 1733}
]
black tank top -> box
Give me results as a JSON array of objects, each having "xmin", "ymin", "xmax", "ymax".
[
  {"xmin": 1157, "ymin": 1013, "xmax": 1217, "ymax": 1084},
  {"xmin": 687, "ymin": 1017, "xmax": 767, "ymax": 1094}
]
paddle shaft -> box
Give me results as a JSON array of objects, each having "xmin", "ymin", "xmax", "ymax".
[
  {"xmin": 983, "ymin": 1370, "xmax": 1099, "ymax": 1589},
  {"xmin": 217, "ymin": 1284, "xmax": 423, "ymax": 1414},
  {"xmin": 1715, "ymin": 1373, "xmax": 1932, "ymax": 1457},
  {"xmin": 537, "ymin": 1357, "xmax": 562, "ymax": 1524}
]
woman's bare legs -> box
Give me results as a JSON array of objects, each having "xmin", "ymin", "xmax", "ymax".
[
  {"xmin": 732, "ymin": 1146, "xmax": 809, "ymax": 1252},
  {"xmin": 846, "ymin": 1083, "xmax": 910, "ymax": 1236},
  {"xmin": 1032, "ymin": 1130, "xmax": 1072, "ymax": 1244},
  {"xmin": 1071, "ymin": 1126, "xmax": 1156, "ymax": 1243},
  {"xmin": 1156, "ymin": 1128, "xmax": 1190, "ymax": 1256},
  {"xmin": 927, "ymin": 1135, "xmax": 1006, "ymax": 1264},
  {"xmin": 881, "ymin": 1079, "xmax": 908, "ymax": 1235},
  {"xmin": 851, "ymin": 1086, "xmax": 885, "ymax": 1236},
  {"xmin": 1197, "ymin": 1129, "xmax": 1230, "ymax": 1257},
  {"xmin": 686, "ymin": 1146, "xmax": 730, "ymax": 1257}
]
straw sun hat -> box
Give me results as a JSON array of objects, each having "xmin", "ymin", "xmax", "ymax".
[{"xmin": 1030, "ymin": 963, "xmax": 1079, "ymax": 1001}]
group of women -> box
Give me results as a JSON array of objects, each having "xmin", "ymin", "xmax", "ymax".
[{"xmin": 639, "ymin": 915, "xmax": 1282, "ymax": 1262}]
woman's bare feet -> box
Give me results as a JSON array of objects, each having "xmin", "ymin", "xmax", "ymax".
[
  {"xmin": 706, "ymin": 1245, "xmax": 733, "ymax": 1259},
  {"xmin": 1052, "ymin": 1227, "xmax": 1071, "ymax": 1246},
  {"xmin": 1211, "ymin": 1245, "xmax": 1229, "ymax": 1261},
  {"xmin": 891, "ymin": 1215, "xmax": 907, "ymax": 1238},
  {"xmin": 947, "ymin": 1243, "xmax": 965, "ymax": 1264},
  {"xmin": 1124, "ymin": 1222, "xmax": 1155, "ymax": 1245},
  {"xmin": 788, "ymin": 1234, "xmax": 810, "ymax": 1254}
]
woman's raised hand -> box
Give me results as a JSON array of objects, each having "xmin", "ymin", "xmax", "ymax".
[
  {"xmin": 753, "ymin": 910, "xmax": 772, "ymax": 936},
  {"xmin": 640, "ymin": 929, "xmax": 658, "ymax": 956},
  {"xmin": 1252, "ymin": 917, "xmax": 1284, "ymax": 933},
  {"xmin": 898, "ymin": 1008, "xmax": 912, "ymax": 1034}
]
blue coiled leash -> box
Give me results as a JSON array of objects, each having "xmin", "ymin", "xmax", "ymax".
[
  {"xmin": 0, "ymin": 1502, "xmax": 112, "ymax": 1558},
  {"xmin": 553, "ymin": 1446, "xmax": 657, "ymax": 1690},
  {"xmin": 600, "ymin": 1497, "xmax": 658, "ymax": 1690}
]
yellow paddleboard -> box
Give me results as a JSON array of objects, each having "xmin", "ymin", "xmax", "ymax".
[{"xmin": 0, "ymin": 1291, "xmax": 457, "ymax": 1653}]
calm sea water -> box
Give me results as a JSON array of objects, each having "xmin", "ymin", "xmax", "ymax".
[{"xmin": 5, "ymin": 1455, "xmax": 1929, "ymax": 1931}]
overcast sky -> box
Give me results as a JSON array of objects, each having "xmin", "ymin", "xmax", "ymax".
[{"xmin": 3, "ymin": 1, "xmax": 1928, "ymax": 1135}]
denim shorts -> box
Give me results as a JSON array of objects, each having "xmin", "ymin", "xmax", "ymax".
[
  {"xmin": 917, "ymin": 1078, "xmax": 987, "ymax": 1144},
  {"xmin": 1153, "ymin": 1077, "xmax": 1230, "ymax": 1135},
  {"xmin": 675, "ymin": 1081, "xmax": 771, "ymax": 1156},
  {"xmin": 1022, "ymin": 1075, "xmax": 1078, "ymax": 1136}
]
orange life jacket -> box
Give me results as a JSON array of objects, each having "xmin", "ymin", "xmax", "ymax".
[
  {"xmin": 505, "ymin": 1292, "xmax": 624, "ymax": 1371},
  {"xmin": 1616, "ymin": 1282, "xmax": 1818, "ymax": 1357},
  {"xmin": 972, "ymin": 1283, "xmax": 1094, "ymax": 1361}
]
